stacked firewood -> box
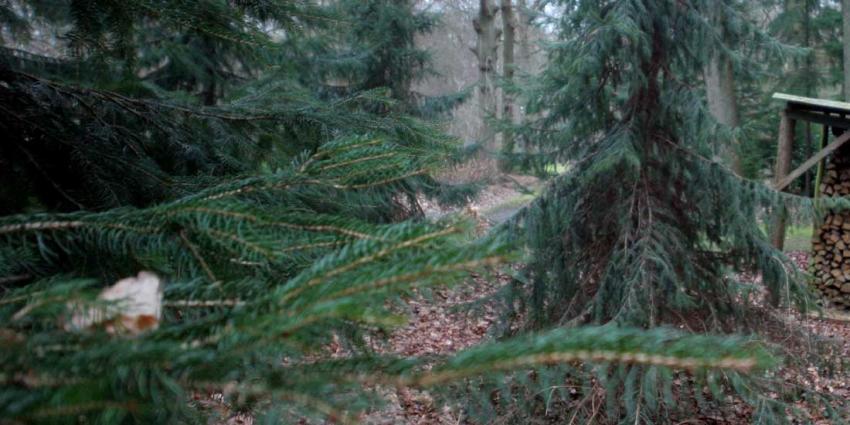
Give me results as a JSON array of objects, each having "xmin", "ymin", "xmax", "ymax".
[{"xmin": 812, "ymin": 157, "xmax": 850, "ymax": 308}]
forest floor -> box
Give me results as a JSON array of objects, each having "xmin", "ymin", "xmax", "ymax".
[
  {"xmin": 214, "ymin": 175, "xmax": 850, "ymax": 424},
  {"xmin": 365, "ymin": 176, "xmax": 850, "ymax": 425},
  {"xmin": 364, "ymin": 175, "xmax": 536, "ymax": 424}
]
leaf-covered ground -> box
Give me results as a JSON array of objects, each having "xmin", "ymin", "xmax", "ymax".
[
  {"xmin": 207, "ymin": 178, "xmax": 850, "ymax": 424},
  {"xmin": 365, "ymin": 250, "xmax": 850, "ymax": 424},
  {"xmin": 366, "ymin": 181, "xmax": 850, "ymax": 424}
]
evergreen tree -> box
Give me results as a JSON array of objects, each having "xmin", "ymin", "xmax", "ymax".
[
  {"xmin": 311, "ymin": 0, "xmax": 465, "ymax": 120},
  {"xmin": 515, "ymin": 0, "xmax": 800, "ymax": 328},
  {"xmin": 504, "ymin": 0, "xmax": 848, "ymax": 422},
  {"xmin": 339, "ymin": 0, "xmax": 430, "ymax": 108}
]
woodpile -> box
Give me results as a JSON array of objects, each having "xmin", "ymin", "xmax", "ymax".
[{"xmin": 812, "ymin": 152, "xmax": 850, "ymax": 309}]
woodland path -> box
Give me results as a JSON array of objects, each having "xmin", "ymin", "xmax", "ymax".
[{"xmin": 363, "ymin": 176, "xmax": 535, "ymax": 424}]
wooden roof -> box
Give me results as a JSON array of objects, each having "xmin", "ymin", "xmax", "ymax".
[
  {"xmin": 773, "ymin": 93, "xmax": 850, "ymax": 129},
  {"xmin": 773, "ymin": 93, "xmax": 850, "ymax": 114}
]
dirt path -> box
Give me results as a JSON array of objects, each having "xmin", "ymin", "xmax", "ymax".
[
  {"xmin": 421, "ymin": 174, "xmax": 540, "ymax": 225},
  {"xmin": 362, "ymin": 177, "xmax": 537, "ymax": 424}
]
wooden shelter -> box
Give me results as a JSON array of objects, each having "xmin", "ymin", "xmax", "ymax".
[{"xmin": 772, "ymin": 93, "xmax": 850, "ymax": 308}]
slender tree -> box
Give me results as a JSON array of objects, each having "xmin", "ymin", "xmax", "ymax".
[
  {"xmin": 499, "ymin": 0, "xmax": 516, "ymax": 170},
  {"xmin": 516, "ymin": 0, "xmax": 529, "ymax": 64},
  {"xmin": 473, "ymin": 0, "xmax": 501, "ymax": 171},
  {"xmin": 704, "ymin": 4, "xmax": 743, "ymax": 175},
  {"xmin": 844, "ymin": 0, "xmax": 850, "ymax": 100}
]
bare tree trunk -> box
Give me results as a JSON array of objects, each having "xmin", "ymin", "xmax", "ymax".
[
  {"xmin": 473, "ymin": 0, "xmax": 501, "ymax": 173},
  {"xmin": 844, "ymin": 0, "xmax": 850, "ymax": 101},
  {"xmin": 804, "ymin": 0, "xmax": 814, "ymax": 195},
  {"xmin": 771, "ymin": 112, "xmax": 795, "ymax": 252},
  {"xmin": 704, "ymin": 54, "xmax": 743, "ymax": 175},
  {"xmin": 516, "ymin": 0, "xmax": 530, "ymax": 73},
  {"xmin": 499, "ymin": 0, "xmax": 516, "ymax": 171},
  {"xmin": 514, "ymin": 0, "xmax": 546, "ymax": 166},
  {"xmin": 201, "ymin": 38, "xmax": 218, "ymax": 106},
  {"xmin": 515, "ymin": 0, "xmax": 547, "ymax": 72},
  {"xmin": 516, "ymin": 0, "xmax": 531, "ymax": 140},
  {"xmin": 703, "ymin": 3, "xmax": 742, "ymax": 176}
]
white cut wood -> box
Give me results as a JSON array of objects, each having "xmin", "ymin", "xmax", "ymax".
[{"xmin": 66, "ymin": 271, "xmax": 163, "ymax": 335}]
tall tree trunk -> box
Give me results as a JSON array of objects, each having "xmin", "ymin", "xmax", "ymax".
[
  {"xmin": 516, "ymin": 0, "xmax": 531, "ymax": 136},
  {"xmin": 516, "ymin": 0, "xmax": 531, "ymax": 74},
  {"xmin": 499, "ymin": 0, "xmax": 516, "ymax": 171},
  {"xmin": 771, "ymin": 112, "xmax": 795, "ymax": 252},
  {"xmin": 473, "ymin": 0, "xmax": 501, "ymax": 172},
  {"xmin": 201, "ymin": 38, "xmax": 218, "ymax": 106},
  {"xmin": 202, "ymin": 77, "xmax": 217, "ymax": 106},
  {"xmin": 804, "ymin": 0, "xmax": 815, "ymax": 195},
  {"xmin": 704, "ymin": 55, "xmax": 742, "ymax": 175},
  {"xmin": 843, "ymin": 0, "xmax": 850, "ymax": 101},
  {"xmin": 703, "ymin": 4, "xmax": 742, "ymax": 176}
]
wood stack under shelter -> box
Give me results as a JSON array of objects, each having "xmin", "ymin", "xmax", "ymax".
[
  {"xmin": 812, "ymin": 143, "xmax": 850, "ymax": 307},
  {"xmin": 771, "ymin": 94, "xmax": 850, "ymax": 309}
]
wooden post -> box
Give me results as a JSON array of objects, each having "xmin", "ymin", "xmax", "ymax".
[
  {"xmin": 813, "ymin": 125, "xmax": 829, "ymax": 234},
  {"xmin": 771, "ymin": 111, "xmax": 796, "ymax": 250}
]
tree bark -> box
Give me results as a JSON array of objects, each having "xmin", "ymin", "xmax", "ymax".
[
  {"xmin": 516, "ymin": 0, "xmax": 531, "ymax": 73},
  {"xmin": 703, "ymin": 2, "xmax": 742, "ymax": 176},
  {"xmin": 499, "ymin": 0, "xmax": 516, "ymax": 171},
  {"xmin": 201, "ymin": 38, "xmax": 218, "ymax": 106},
  {"xmin": 843, "ymin": 0, "xmax": 850, "ymax": 101},
  {"xmin": 771, "ymin": 112, "xmax": 796, "ymax": 251},
  {"xmin": 704, "ymin": 54, "xmax": 742, "ymax": 176},
  {"xmin": 804, "ymin": 0, "xmax": 814, "ymax": 195},
  {"xmin": 473, "ymin": 0, "xmax": 501, "ymax": 172}
]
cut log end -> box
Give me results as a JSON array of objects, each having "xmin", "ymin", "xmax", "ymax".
[{"xmin": 811, "ymin": 149, "xmax": 850, "ymax": 309}]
